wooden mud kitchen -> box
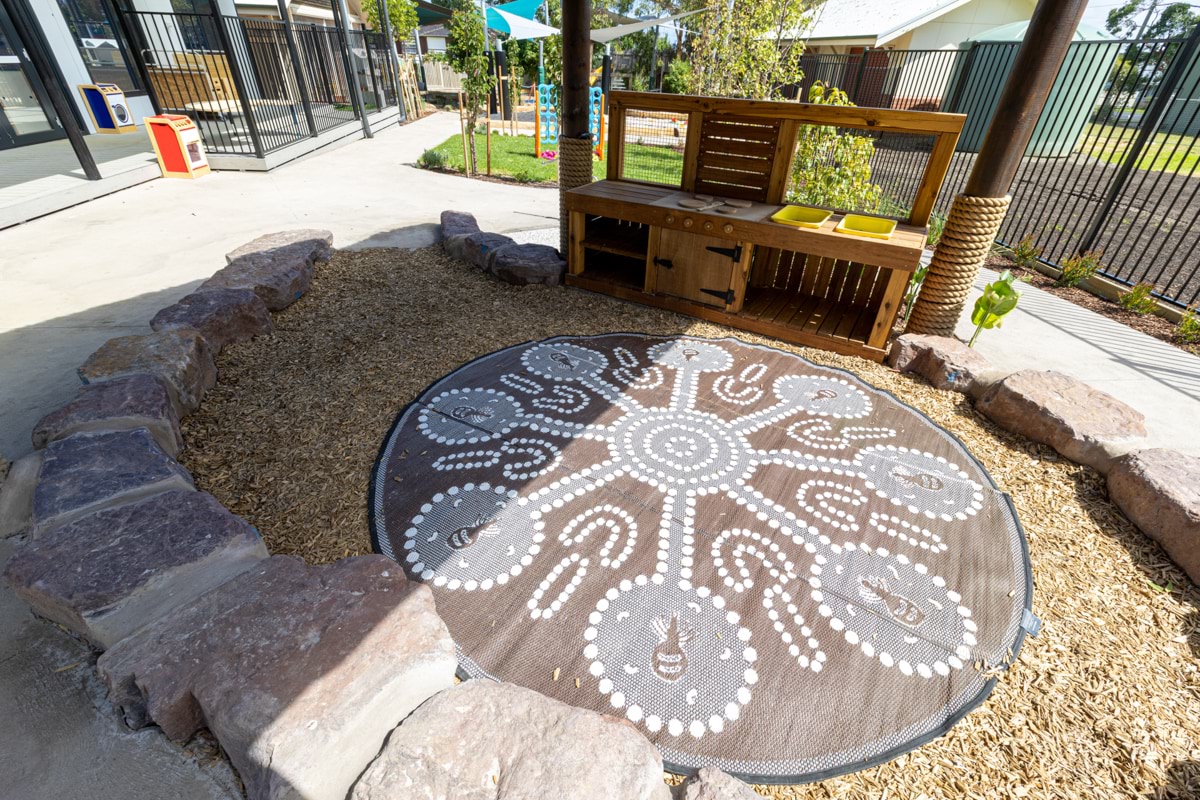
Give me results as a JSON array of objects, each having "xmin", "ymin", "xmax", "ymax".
[{"xmin": 565, "ymin": 92, "xmax": 965, "ymax": 361}]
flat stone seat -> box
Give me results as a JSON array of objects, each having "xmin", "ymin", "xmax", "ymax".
[
  {"xmin": 77, "ymin": 329, "xmax": 217, "ymax": 417},
  {"xmin": 463, "ymin": 232, "xmax": 515, "ymax": 271},
  {"xmin": 201, "ymin": 229, "xmax": 333, "ymax": 311},
  {"xmin": 98, "ymin": 555, "xmax": 457, "ymax": 800},
  {"xmin": 351, "ymin": 681, "xmax": 670, "ymax": 800},
  {"xmin": 150, "ymin": 288, "xmax": 274, "ymax": 353},
  {"xmin": 1107, "ymin": 448, "xmax": 1200, "ymax": 585},
  {"xmin": 976, "ymin": 369, "xmax": 1147, "ymax": 474},
  {"xmin": 440, "ymin": 210, "xmax": 481, "ymax": 240},
  {"xmin": 489, "ymin": 243, "xmax": 567, "ymax": 286},
  {"xmin": 32, "ymin": 374, "xmax": 183, "ymax": 457},
  {"xmin": 32, "ymin": 428, "xmax": 194, "ymax": 534},
  {"xmin": 887, "ymin": 333, "xmax": 1000, "ymax": 398},
  {"xmin": 3, "ymin": 490, "xmax": 267, "ymax": 649}
]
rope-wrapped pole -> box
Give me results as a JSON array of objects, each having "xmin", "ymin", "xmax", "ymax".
[
  {"xmin": 907, "ymin": 0, "xmax": 1088, "ymax": 336},
  {"xmin": 559, "ymin": 0, "xmax": 592, "ymax": 255}
]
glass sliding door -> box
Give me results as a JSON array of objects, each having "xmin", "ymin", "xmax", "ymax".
[{"xmin": 0, "ymin": 0, "xmax": 64, "ymax": 149}]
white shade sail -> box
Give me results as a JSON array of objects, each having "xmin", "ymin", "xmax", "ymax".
[
  {"xmin": 490, "ymin": 7, "xmax": 560, "ymax": 40},
  {"xmin": 588, "ymin": 9, "xmax": 703, "ymax": 44}
]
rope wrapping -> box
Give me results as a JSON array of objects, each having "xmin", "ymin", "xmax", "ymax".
[
  {"xmin": 907, "ymin": 193, "xmax": 1012, "ymax": 337},
  {"xmin": 558, "ymin": 136, "xmax": 595, "ymax": 254}
]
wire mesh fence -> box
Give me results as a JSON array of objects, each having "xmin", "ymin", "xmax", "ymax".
[
  {"xmin": 619, "ymin": 109, "xmax": 686, "ymax": 185},
  {"xmin": 119, "ymin": 8, "xmax": 400, "ymax": 158},
  {"xmin": 808, "ymin": 32, "xmax": 1200, "ymax": 307}
]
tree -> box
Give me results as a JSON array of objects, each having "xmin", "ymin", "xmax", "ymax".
[
  {"xmin": 363, "ymin": 0, "xmax": 419, "ymax": 40},
  {"xmin": 446, "ymin": 5, "xmax": 495, "ymax": 173},
  {"xmin": 1105, "ymin": 0, "xmax": 1199, "ymax": 39},
  {"xmin": 685, "ymin": 0, "xmax": 812, "ymax": 99},
  {"xmin": 788, "ymin": 83, "xmax": 881, "ymax": 212}
]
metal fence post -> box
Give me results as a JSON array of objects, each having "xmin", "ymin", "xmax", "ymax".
[
  {"xmin": 331, "ymin": 0, "xmax": 372, "ymax": 137},
  {"xmin": 1076, "ymin": 24, "xmax": 1200, "ymax": 255},
  {"xmin": 376, "ymin": 0, "xmax": 402, "ymax": 110},
  {"xmin": 275, "ymin": 0, "xmax": 318, "ymax": 137},
  {"xmin": 211, "ymin": 8, "xmax": 266, "ymax": 158},
  {"xmin": 850, "ymin": 47, "xmax": 870, "ymax": 104}
]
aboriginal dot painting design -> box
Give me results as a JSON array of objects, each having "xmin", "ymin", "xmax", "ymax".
[{"xmin": 370, "ymin": 334, "xmax": 1032, "ymax": 783}]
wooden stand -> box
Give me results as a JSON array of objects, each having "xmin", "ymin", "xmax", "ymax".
[{"xmin": 565, "ymin": 92, "xmax": 965, "ymax": 362}]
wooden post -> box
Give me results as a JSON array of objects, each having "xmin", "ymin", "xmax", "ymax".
[
  {"xmin": 907, "ymin": 0, "xmax": 1090, "ymax": 337},
  {"xmin": 458, "ymin": 89, "xmax": 470, "ymax": 176},
  {"xmin": 559, "ymin": 0, "xmax": 593, "ymax": 254}
]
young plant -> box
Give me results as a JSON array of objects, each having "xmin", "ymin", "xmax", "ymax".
[
  {"xmin": 417, "ymin": 148, "xmax": 448, "ymax": 170},
  {"xmin": 902, "ymin": 262, "xmax": 930, "ymax": 324},
  {"xmin": 1119, "ymin": 282, "xmax": 1158, "ymax": 315},
  {"xmin": 969, "ymin": 270, "xmax": 1021, "ymax": 348},
  {"xmin": 1177, "ymin": 306, "xmax": 1200, "ymax": 344},
  {"xmin": 927, "ymin": 213, "xmax": 946, "ymax": 247},
  {"xmin": 1009, "ymin": 235, "xmax": 1041, "ymax": 269},
  {"xmin": 1056, "ymin": 251, "xmax": 1102, "ymax": 287}
]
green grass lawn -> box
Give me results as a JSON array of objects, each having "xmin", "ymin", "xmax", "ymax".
[
  {"xmin": 419, "ymin": 132, "xmax": 684, "ymax": 184},
  {"xmin": 1077, "ymin": 122, "xmax": 1199, "ymax": 173}
]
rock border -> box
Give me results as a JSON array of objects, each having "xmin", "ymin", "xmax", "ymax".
[
  {"xmin": 0, "ymin": 226, "xmax": 682, "ymax": 800},
  {"xmin": 888, "ymin": 334, "xmax": 1198, "ymax": 585}
]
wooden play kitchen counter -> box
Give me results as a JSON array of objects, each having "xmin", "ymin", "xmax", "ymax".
[{"xmin": 565, "ymin": 92, "xmax": 965, "ymax": 362}]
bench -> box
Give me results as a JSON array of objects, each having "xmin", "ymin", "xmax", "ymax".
[{"xmin": 565, "ymin": 92, "xmax": 966, "ymax": 362}]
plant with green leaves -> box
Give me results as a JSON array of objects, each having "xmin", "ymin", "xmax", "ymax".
[
  {"xmin": 686, "ymin": 0, "xmax": 812, "ymax": 99},
  {"xmin": 788, "ymin": 82, "xmax": 881, "ymax": 212},
  {"xmin": 446, "ymin": 4, "xmax": 495, "ymax": 174},
  {"xmin": 1118, "ymin": 282, "xmax": 1158, "ymax": 315},
  {"xmin": 1056, "ymin": 251, "xmax": 1102, "ymax": 287},
  {"xmin": 661, "ymin": 59, "xmax": 692, "ymax": 94},
  {"xmin": 902, "ymin": 262, "xmax": 930, "ymax": 324},
  {"xmin": 1177, "ymin": 305, "xmax": 1200, "ymax": 344},
  {"xmin": 418, "ymin": 147, "xmax": 448, "ymax": 169},
  {"xmin": 363, "ymin": 0, "xmax": 418, "ymax": 41},
  {"xmin": 1009, "ymin": 235, "xmax": 1041, "ymax": 269},
  {"xmin": 969, "ymin": 270, "xmax": 1021, "ymax": 347}
]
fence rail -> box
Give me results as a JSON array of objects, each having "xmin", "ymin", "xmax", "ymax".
[
  {"xmin": 803, "ymin": 29, "xmax": 1200, "ymax": 308},
  {"xmin": 120, "ymin": 8, "xmax": 401, "ymax": 157}
]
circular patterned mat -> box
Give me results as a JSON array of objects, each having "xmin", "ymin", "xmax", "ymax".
[{"xmin": 370, "ymin": 334, "xmax": 1032, "ymax": 783}]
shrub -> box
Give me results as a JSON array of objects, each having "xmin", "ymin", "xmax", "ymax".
[
  {"xmin": 510, "ymin": 169, "xmax": 541, "ymax": 184},
  {"xmin": 1177, "ymin": 306, "xmax": 1200, "ymax": 344},
  {"xmin": 661, "ymin": 59, "xmax": 692, "ymax": 95},
  {"xmin": 1010, "ymin": 235, "xmax": 1041, "ymax": 269},
  {"xmin": 1118, "ymin": 282, "xmax": 1158, "ymax": 315},
  {"xmin": 1056, "ymin": 251, "xmax": 1102, "ymax": 287},
  {"xmin": 418, "ymin": 148, "xmax": 448, "ymax": 169},
  {"xmin": 927, "ymin": 213, "xmax": 946, "ymax": 247}
]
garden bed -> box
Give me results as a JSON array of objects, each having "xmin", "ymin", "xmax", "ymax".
[{"xmin": 179, "ymin": 243, "xmax": 1200, "ymax": 799}]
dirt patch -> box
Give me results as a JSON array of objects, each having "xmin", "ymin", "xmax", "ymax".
[
  {"xmin": 987, "ymin": 252, "xmax": 1200, "ymax": 357},
  {"xmin": 182, "ymin": 246, "xmax": 1200, "ymax": 799}
]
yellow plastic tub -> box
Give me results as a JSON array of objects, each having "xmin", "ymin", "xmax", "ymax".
[
  {"xmin": 834, "ymin": 213, "xmax": 897, "ymax": 240},
  {"xmin": 770, "ymin": 205, "xmax": 833, "ymax": 228}
]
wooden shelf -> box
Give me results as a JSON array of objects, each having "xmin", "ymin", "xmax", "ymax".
[
  {"xmin": 582, "ymin": 220, "xmax": 649, "ymax": 260},
  {"xmin": 740, "ymin": 286, "xmax": 875, "ymax": 346},
  {"xmin": 576, "ymin": 250, "xmax": 645, "ymax": 292}
]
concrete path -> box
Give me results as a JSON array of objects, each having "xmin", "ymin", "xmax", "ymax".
[
  {"xmin": 955, "ymin": 268, "xmax": 1200, "ymax": 456},
  {"xmin": 0, "ymin": 111, "xmax": 557, "ymax": 462}
]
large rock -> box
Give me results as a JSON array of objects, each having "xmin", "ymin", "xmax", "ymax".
[
  {"xmin": 441, "ymin": 211, "xmax": 481, "ymax": 261},
  {"xmin": 99, "ymin": 555, "xmax": 457, "ymax": 800},
  {"xmin": 3, "ymin": 490, "xmax": 266, "ymax": 649},
  {"xmin": 77, "ymin": 329, "xmax": 217, "ymax": 417},
  {"xmin": 677, "ymin": 768, "xmax": 760, "ymax": 800},
  {"xmin": 975, "ymin": 370, "xmax": 1147, "ymax": 474},
  {"xmin": 488, "ymin": 243, "xmax": 566, "ymax": 286},
  {"xmin": 351, "ymin": 681, "xmax": 670, "ymax": 800},
  {"xmin": 32, "ymin": 374, "xmax": 183, "ymax": 457},
  {"xmin": 32, "ymin": 429, "xmax": 194, "ymax": 534},
  {"xmin": 463, "ymin": 232, "xmax": 516, "ymax": 271},
  {"xmin": 1108, "ymin": 449, "xmax": 1200, "ymax": 585},
  {"xmin": 150, "ymin": 288, "xmax": 273, "ymax": 353},
  {"xmin": 201, "ymin": 229, "xmax": 333, "ymax": 311},
  {"xmin": 887, "ymin": 333, "xmax": 1001, "ymax": 398},
  {"xmin": 0, "ymin": 452, "xmax": 42, "ymax": 538},
  {"xmin": 0, "ymin": 451, "xmax": 8, "ymax": 485}
]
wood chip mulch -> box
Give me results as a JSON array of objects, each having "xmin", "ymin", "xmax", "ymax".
[
  {"xmin": 988, "ymin": 254, "xmax": 1200, "ymax": 357},
  {"xmin": 181, "ymin": 245, "xmax": 1200, "ymax": 799}
]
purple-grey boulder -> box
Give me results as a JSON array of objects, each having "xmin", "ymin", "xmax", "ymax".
[
  {"xmin": 32, "ymin": 429, "xmax": 194, "ymax": 534},
  {"xmin": 98, "ymin": 555, "xmax": 457, "ymax": 800},
  {"xmin": 150, "ymin": 288, "xmax": 273, "ymax": 353},
  {"xmin": 440, "ymin": 210, "xmax": 480, "ymax": 239},
  {"xmin": 1108, "ymin": 448, "xmax": 1200, "ymax": 585},
  {"xmin": 32, "ymin": 374, "xmax": 183, "ymax": 457},
  {"xmin": 201, "ymin": 229, "xmax": 333, "ymax": 311},
  {"xmin": 463, "ymin": 232, "xmax": 516, "ymax": 271},
  {"xmin": 888, "ymin": 333, "xmax": 1001, "ymax": 398},
  {"xmin": 975, "ymin": 370, "xmax": 1147, "ymax": 474},
  {"xmin": 3, "ymin": 490, "xmax": 267, "ymax": 649},
  {"xmin": 488, "ymin": 243, "xmax": 566, "ymax": 286},
  {"xmin": 351, "ymin": 681, "xmax": 671, "ymax": 800},
  {"xmin": 77, "ymin": 329, "xmax": 217, "ymax": 417},
  {"xmin": 0, "ymin": 451, "xmax": 43, "ymax": 538}
]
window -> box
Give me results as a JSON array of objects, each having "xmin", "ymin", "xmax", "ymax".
[{"xmin": 57, "ymin": 0, "xmax": 140, "ymax": 92}]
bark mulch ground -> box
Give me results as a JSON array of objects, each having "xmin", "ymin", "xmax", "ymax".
[
  {"xmin": 985, "ymin": 252, "xmax": 1200, "ymax": 358},
  {"xmin": 181, "ymin": 245, "xmax": 1200, "ymax": 800}
]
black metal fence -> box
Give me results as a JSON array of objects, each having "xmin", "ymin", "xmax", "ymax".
[
  {"xmin": 118, "ymin": 8, "xmax": 400, "ymax": 158},
  {"xmin": 802, "ymin": 28, "xmax": 1200, "ymax": 308}
]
